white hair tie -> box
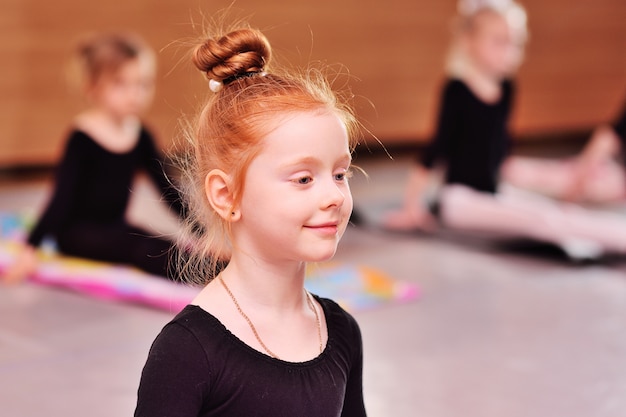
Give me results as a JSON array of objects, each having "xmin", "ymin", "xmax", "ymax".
[
  {"xmin": 208, "ymin": 71, "xmax": 266, "ymax": 93},
  {"xmin": 209, "ymin": 79, "xmax": 223, "ymax": 93}
]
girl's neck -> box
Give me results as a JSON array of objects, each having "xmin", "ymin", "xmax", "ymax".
[
  {"xmin": 74, "ymin": 108, "xmax": 141, "ymax": 153},
  {"xmin": 219, "ymin": 254, "xmax": 308, "ymax": 314},
  {"xmin": 84, "ymin": 107, "xmax": 138, "ymax": 128},
  {"xmin": 459, "ymin": 60, "xmax": 504, "ymax": 104}
]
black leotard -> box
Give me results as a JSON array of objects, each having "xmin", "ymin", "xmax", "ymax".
[
  {"xmin": 419, "ymin": 79, "xmax": 514, "ymax": 194},
  {"xmin": 26, "ymin": 127, "xmax": 182, "ymax": 277},
  {"xmin": 613, "ymin": 103, "xmax": 626, "ymax": 145},
  {"xmin": 135, "ymin": 298, "xmax": 366, "ymax": 417}
]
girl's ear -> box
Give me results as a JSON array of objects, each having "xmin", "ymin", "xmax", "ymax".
[{"xmin": 205, "ymin": 169, "xmax": 241, "ymax": 222}]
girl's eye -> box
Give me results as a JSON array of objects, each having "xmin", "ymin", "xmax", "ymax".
[
  {"xmin": 296, "ymin": 176, "xmax": 312, "ymax": 185},
  {"xmin": 335, "ymin": 169, "xmax": 353, "ymax": 182}
]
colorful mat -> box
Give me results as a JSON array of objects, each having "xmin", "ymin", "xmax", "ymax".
[{"xmin": 0, "ymin": 212, "xmax": 418, "ymax": 312}]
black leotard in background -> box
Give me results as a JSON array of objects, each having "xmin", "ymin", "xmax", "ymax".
[
  {"xmin": 613, "ymin": 102, "xmax": 626, "ymax": 146},
  {"xmin": 419, "ymin": 79, "xmax": 514, "ymax": 194},
  {"xmin": 27, "ymin": 127, "xmax": 182, "ymax": 277},
  {"xmin": 135, "ymin": 297, "xmax": 366, "ymax": 417}
]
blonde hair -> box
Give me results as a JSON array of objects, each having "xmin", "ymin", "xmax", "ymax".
[
  {"xmin": 446, "ymin": 0, "xmax": 528, "ymax": 77},
  {"xmin": 68, "ymin": 31, "xmax": 155, "ymax": 90},
  {"xmin": 177, "ymin": 26, "xmax": 359, "ymax": 284}
]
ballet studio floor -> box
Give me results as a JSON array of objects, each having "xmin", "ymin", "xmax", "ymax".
[{"xmin": 2, "ymin": 154, "xmax": 626, "ymax": 417}]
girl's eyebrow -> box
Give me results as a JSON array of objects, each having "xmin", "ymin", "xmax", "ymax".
[
  {"xmin": 280, "ymin": 156, "xmax": 320, "ymax": 169},
  {"xmin": 280, "ymin": 153, "xmax": 352, "ymax": 170}
]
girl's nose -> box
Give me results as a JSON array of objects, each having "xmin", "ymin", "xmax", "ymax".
[{"xmin": 322, "ymin": 180, "xmax": 346, "ymax": 209}]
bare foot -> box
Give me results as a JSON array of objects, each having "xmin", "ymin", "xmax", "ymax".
[{"xmin": 2, "ymin": 245, "xmax": 37, "ymax": 285}]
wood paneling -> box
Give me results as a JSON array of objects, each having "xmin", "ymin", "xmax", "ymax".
[{"xmin": 1, "ymin": 0, "xmax": 625, "ymax": 166}]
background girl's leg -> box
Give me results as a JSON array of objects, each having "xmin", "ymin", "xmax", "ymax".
[
  {"xmin": 57, "ymin": 222, "xmax": 177, "ymax": 278},
  {"xmin": 439, "ymin": 185, "xmax": 626, "ymax": 254},
  {"xmin": 498, "ymin": 186, "xmax": 626, "ymax": 251},
  {"xmin": 503, "ymin": 148, "xmax": 626, "ymax": 204},
  {"xmin": 501, "ymin": 156, "xmax": 579, "ymax": 200},
  {"xmin": 576, "ymin": 159, "xmax": 626, "ymax": 203},
  {"xmin": 439, "ymin": 184, "xmax": 566, "ymax": 241}
]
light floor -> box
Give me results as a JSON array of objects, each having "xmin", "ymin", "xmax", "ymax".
[{"xmin": 1, "ymin": 156, "xmax": 626, "ymax": 417}]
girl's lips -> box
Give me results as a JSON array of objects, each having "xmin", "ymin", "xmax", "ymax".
[{"xmin": 304, "ymin": 223, "xmax": 339, "ymax": 235}]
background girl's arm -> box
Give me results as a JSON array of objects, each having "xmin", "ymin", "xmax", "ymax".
[
  {"xmin": 3, "ymin": 134, "xmax": 88, "ymax": 283},
  {"xmin": 383, "ymin": 164, "xmax": 437, "ymax": 231},
  {"xmin": 383, "ymin": 81, "xmax": 460, "ymax": 231},
  {"xmin": 139, "ymin": 129, "xmax": 185, "ymax": 217}
]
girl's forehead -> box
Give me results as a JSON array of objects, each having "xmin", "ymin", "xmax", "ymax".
[
  {"xmin": 475, "ymin": 13, "xmax": 509, "ymax": 33},
  {"xmin": 273, "ymin": 110, "xmax": 344, "ymax": 135},
  {"xmin": 122, "ymin": 55, "xmax": 156, "ymax": 75},
  {"xmin": 102, "ymin": 58, "xmax": 155, "ymax": 82},
  {"xmin": 256, "ymin": 111, "xmax": 349, "ymax": 157}
]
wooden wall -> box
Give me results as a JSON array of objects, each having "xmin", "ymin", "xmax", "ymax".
[{"xmin": 1, "ymin": 0, "xmax": 625, "ymax": 166}]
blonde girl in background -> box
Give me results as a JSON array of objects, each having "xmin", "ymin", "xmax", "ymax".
[
  {"xmin": 134, "ymin": 26, "xmax": 366, "ymax": 416},
  {"xmin": 384, "ymin": 0, "xmax": 626, "ymax": 260},
  {"xmin": 3, "ymin": 32, "xmax": 185, "ymax": 283}
]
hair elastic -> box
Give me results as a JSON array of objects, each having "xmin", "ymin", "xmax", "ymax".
[
  {"xmin": 208, "ymin": 71, "xmax": 266, "ymax": 93},
  {"xmin": 208, "ymin": 79, "xmax": 223, "ymax": 93}
]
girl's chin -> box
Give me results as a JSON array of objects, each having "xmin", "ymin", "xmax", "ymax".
[{"xmin": 303, "ymin": 249, "xmax": 338, "ymax": 263}]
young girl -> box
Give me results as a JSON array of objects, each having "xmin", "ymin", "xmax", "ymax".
[
  {"xmin": 384, "ymin": 0, "xmax": 626, "ymax": 260},
  {"xmin": 134, "ymin": 27, "xmax": 366, "ymax": 416},
  {"xmin": 3, "ymin": 32, "xmax": 184, "ymax": 283}
]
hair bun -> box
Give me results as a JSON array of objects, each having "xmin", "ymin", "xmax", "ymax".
[{"xmin": 193, "ymin": 28, "xmax": 271, "ymax": 82}]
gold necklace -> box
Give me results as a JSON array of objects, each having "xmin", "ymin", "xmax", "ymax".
[{"xmin": 218, "ymin": 275, "xmax": 323, "ymax": 360}]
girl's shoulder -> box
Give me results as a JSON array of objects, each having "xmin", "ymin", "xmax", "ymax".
[
  {"xmin": 168, "ymin": 304, "xmax": 224, "ymax": 333},
  {"xmin": 441, "ymin": 78, "xmax": 472, "ymax": 102},
  {"xmin": 61, "ymin": 129, "xmax": 100, "ymax": 154},
  {"xmin": 72, "ymin": 111, "xmax": 143, "ymax": 154},
  {"xmin": 445, "ymin": 77, "xmax": 470, "ymax": 90},
  {"xmin": 150, "ymin": 305, "xmax": 229, "ymax": 362},
  {"xmin": 445, "ymin": 77, "xmax": 515, "ymax": 106},
  {"xmin": 446, "ymin": 78, "xmax": 515, "ymax": 91},
  {"xmin": 501, "ymin": 78, "xmax": 515, "ymax": 95},
  {"xmin": 316, "ymin": 296, "xmax": 354, "ymax": 319},
  {"xmin": 316, "ymin": 296, "xmax": 362, "ymax": 339}
]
